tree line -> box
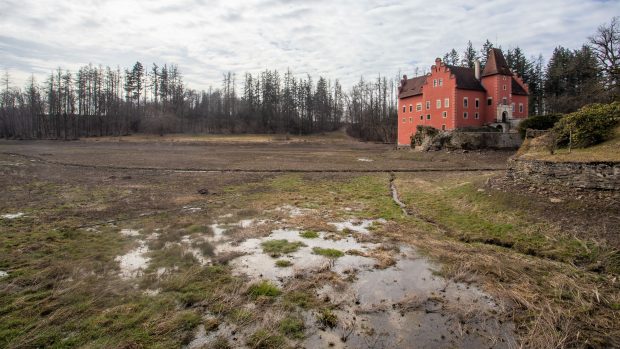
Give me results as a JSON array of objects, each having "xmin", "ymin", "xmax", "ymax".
[{"xmin": 1, "ymin": 18, "xmax": 618, "ymax": 142}]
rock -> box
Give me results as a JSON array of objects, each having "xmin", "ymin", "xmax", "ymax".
[
  {"xmin": 197, "ymin": 188, "xmax": 209, "ymax": 195},
  {"xmin": 549, "ymin": 198, "xmax": 564, "ymax": 203}
]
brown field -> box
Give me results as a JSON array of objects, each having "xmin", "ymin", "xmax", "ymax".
[{"xmin": 0, "ymin": 135, "xmax": 618, "ymax": 349}]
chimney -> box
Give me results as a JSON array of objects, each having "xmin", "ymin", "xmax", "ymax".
[{"xmin": 474, "ymin": 59, "xmax": 481, "ymax": 80}]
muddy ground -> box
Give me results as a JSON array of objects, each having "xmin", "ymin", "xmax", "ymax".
[{"xmin": 0, "ymin": 138, "xmax": 618, "ymax": 349}]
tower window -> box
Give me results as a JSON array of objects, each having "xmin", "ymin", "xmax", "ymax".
[
  {"xmin": 475, "ymin": 98, "xmax": 479, "ymax": 109},
  {"xmin": 464, "ymin": 112, "xmax": 468, "ymax": 119},
  {"xmin": 463, "ymin": 97, "xmax": 468, "ymax": 108},
  {"xmin": 444, "ymin": 98, "xmax": 449, "ymax": 107},
  {"xmin": 426, "ymin": 101, "xmax": 430, "ymax": 110},
  {"xmin": 427, "ymin": 114, "xmax": 431, "ymax": 120},
  {"xmin": 487, "ymin": 97, "xmax": 493, "ymax": 106},
  {"xmin": 442, "ymin": 111, "xmax": 447, "ymax": 118},
  {"xmin": 409, "ymin": 105, "xmax": 413, "ymax": 112},
  {"xmin": 436, "ymin": 99, "xmax": 441, "ymax": 108}
]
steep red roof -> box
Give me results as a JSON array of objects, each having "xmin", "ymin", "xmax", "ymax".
[
  {"xmin": 399, "ymin": 76, "xmax": 427, "ymax": 98},
  {"xmin": 482, "ymin": 48, "xmax": 512, "ymax": 77}
]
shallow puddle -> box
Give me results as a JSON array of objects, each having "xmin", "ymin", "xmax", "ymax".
[
  {"xmin": 222, "ymin": 229, "xmax": 380, "ymax": 283},
  {"xmin": 115, "ymin": 242, "xmax": 150, "ymax": 279},
  {"xmin": 1, "ymin": 212, "xmax": 24, "ymax": 219},
  {"xmin": 306, "ymin": 254, "xmax": 515, "ymax": 348}
]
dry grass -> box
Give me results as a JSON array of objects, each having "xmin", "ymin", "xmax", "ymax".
[
  {"xmin": 518, "ymin": 126, "xmax": 620, "ymax": 162},
  {"xmin": 80, "ymin": 131, "xmax": 355, "ymax": 144}
]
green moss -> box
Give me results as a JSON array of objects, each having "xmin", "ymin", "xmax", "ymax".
[
  {"xmin": 187, "ymin": 225, "xmax": 212, "ymax": 235},
  {"xmin": 312, "ymin": 247, "xmax": 344, "ymax": 258},
  {"xmin": 275, "ymin": 260, "xmax": 293, "ymax": 268},
  {"xmin": 247, "ymin": 281, "xmax": 282, "ymax": 298},
  {"xmin": 261, "ymin": 240, "xmax": 306, "ymax": 258},
  {"xmin": 299, "ymin": 230, "xmax": 319, "ymax": 239}
]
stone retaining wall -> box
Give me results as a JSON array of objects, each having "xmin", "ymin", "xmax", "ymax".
[{"xmin": 507, "ymin": 158, "xmax": 620, "ymax": 190}]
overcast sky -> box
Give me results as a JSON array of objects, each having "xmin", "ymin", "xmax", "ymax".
[{"xmin": 1, "ymin": 0, "xmax": 618, "ymax": 90}]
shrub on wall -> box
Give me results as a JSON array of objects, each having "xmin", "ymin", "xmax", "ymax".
[
  {"xmin": 411, "ymin": 125, "xmax": 439, "ymax": 146},
  {"xmin": 517, "ymin": 114, "xmax": 563, "ymax": 138},
  {"xmin": 553, "ymin": 102, "xmax": 620, "ymax": 148}
]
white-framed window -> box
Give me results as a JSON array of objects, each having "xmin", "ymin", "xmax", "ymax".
[
  {"xmin": 463, "ymin": 97, "xmax": 468, "ymax": 108},
  {"xmin": 409, "ymin": 105, "xmax": 413, "ymax": 112},
  {"xmin": 426, "ymin": 101, "xmax": 430, "ymax": 110},
  {"xmin": 439, "ymin": 79, "xmax": 443, "ymax": 86},
  {"xmin": 511, "ymin": 103, "xmax": 515, "ymax": 112},
  {"xmin": 474, "ymin": 112, "xmax": 479, "ymax": 119},
  {"xmin": 464, "ymin": 112, "xmax": 468, "ymax": 119},
  {"xmin": 475, "ymin": 98, "xmax": 479, "ymax": 109},
  {"xmin": 409, "ymin": 117, "xmax": 413, "ymax": 123},
  {"xmin": 427, "ymin": 114, "xmax": 431, "ymax": 120},
  {"xmin": 503, "ymin": 76, "xmax": 507, "ymax": 81},
  {"xmin": 441, "ymin": 124, "xmax": 446, "ymax": 130},
  {"xmin": 436, "ymin": 99, "xmax": 441, "ymax": 108},
  {"xmin": 442, "ymin": 111, "xmax": 447, "ymax": 118},
  {"xmin": 487, "ymin": 97, "xmax": 493, "ymax": 106},
  {"xmin": 433, "ymin": 79, "xmax": 437, "ymax": 87},
  {"xmin": 402, "ymin": 106, "xmax": 406, "ymax": 113},
  {"xmin": 503, "ymin": 97, "xmax": 507, "ymax": 105},
  {"xmin": 416, "ymin": 103, "xmax": 422, "ymax": 111},
  {"xmin": 420, "ymin": 115, "xmax": 423, "ymax": 120},
  {"xmin": 519, "ymin": 103, "xmax": 524, "ymax": 113},
  {"xmin": 402, "ymin": 118, "xmax": 406, "ymax": 123},
  {"xmin": 503, "ymin": 85, "xmax": 507, "ymax": 91},
  {"xmin": 444, "ymin": 98, "xmax": 449, "ymax": 108}
]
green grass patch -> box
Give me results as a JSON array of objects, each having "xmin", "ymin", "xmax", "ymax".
[
  {"xmin": 247, "ymin": 281, "xmax": 282, "ymax": 298},
  {"xmin": 317, "ymin": 308, "xmax": 338, "ymax": 329},
  {"xmin": 279, "ymin": 316, "xmax": 305, "ymax": 339},
  {"xmin": 312, "ymin": 247, "xmax": 344, "ymax": 258},
  {"xmin": 299, "ymin": 230, "xmax": 319, "ymax": 239},
  {"xmin": 247, "ymin": 329, "xmax": 285, "ymax": 349},
  {"xmin": 275, "ymin": 259, "xmax": 293, "ymax": 268},
  {"xmin": 261, "ymin": 239, "xmax": 306, "ymax": 258}
]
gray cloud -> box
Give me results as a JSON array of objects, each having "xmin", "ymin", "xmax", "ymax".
[{"xmin": 0, "ymin": 0, "xmax": 618, "ymax": 90}]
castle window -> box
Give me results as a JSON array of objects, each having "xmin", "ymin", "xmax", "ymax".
[
  {"xmin": 444, "ymin": 98, "xmax": 449, "ymax": 107},
  {"xmin": 519, "ymin": 103, "xmax": 524, "ymax": 113},
  {"xmin": 503, "ymin": 97, "xmax": 507, "ymax": 105},
  {"xmin": 463, "ymin": 97, "xmax": 468, "ymax": 108},
  {"xmin": 475, "ymin": 112, "xmax": 479, "ymax": 119},
  {"xmin": 487, "ymin": 97, "xmax": 493, "ymax": 106},
  {"xmin": 409, "ymin": 105, "xmax": 413, "ymax": 112},
  {"xmin": 416, "ymin": 103, "xmax": 422, "ymax": 111},
  {"xmin": 511, "ymin": 103, "xmax": 515, "ymax": 112},
  {"xmin": 441, "ymin": 124, "xmax": 446, "ymax": 130},
  {"xmin": 402, "ymin": 118, "xmax": 406, "ymax": 123},
  {"xmin": 439, "ymin": 79, "xmax": 443, "ymax": 86},
  {"xmin": 503, "ymin": 76, "xmax": 507, "ymax": 81},
  {"xmin": 464, "ymin": 112, "xmax": 468, "ymax": 119},
  {"xmin": 427, "ymin": 114, "xmax": 431, "ymax": 120},
  {"xmin": 475, "ymin": 98, "xmax": 479, "ymax": 109},
  {"xmin": 426, "ymin": 101, "xmax": 430, "ymax": 110},
  {"xmin": 420, "ymin": 115, "xmax": 423, "ymax": 120},
  {"xmin": 503, "ymin": 85, "xmax": 507, "ymax": 91},
  {"xmin": 433, "ymin": 79, "xmax": 437, "ymax": 87},
  {"xmin": 410, "ymin": 117, "xmax": 413, "ymax": 123},
  {"xmin": 436, "ymin": 99, "xmax": 441, "ymax": 108},
  {"xmin": 402, "ymin": 106, "xmax": 406, "ymax": 113},
  {"xmin": 442, "ymin": 111, "xmax": 447, "ymax": 118}
]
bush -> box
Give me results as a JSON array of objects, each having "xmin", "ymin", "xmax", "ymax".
[
  {"xmin": 412, "ymin": 125, "xmax": 438, "ymax": 147},
  {"xmin": 517, "ymin": 114, "xmax": 563, "ymax": 138},
  {"xmin": 553, "ymin": 102, "xmax": 620, "ymax": 148}
]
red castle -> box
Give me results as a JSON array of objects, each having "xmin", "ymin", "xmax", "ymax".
[{"xmin": 397, "ymin": 48, "xmax": 529, "ymax": 146}]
